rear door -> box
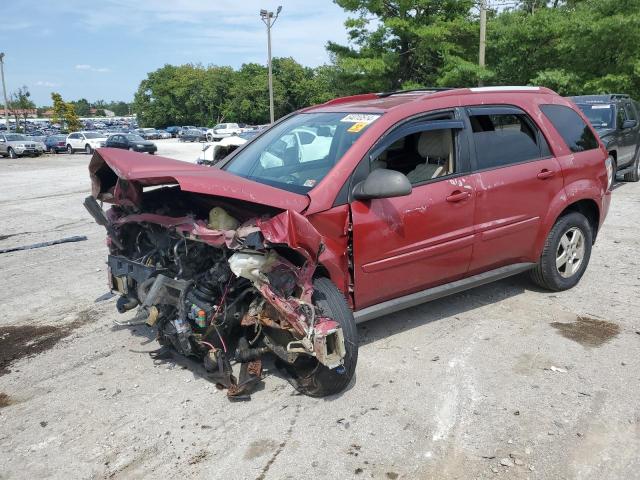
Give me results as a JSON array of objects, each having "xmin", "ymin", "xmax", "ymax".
[
  {"xmin": 619, "ymin": 101, "xmax": 639, "ymax": 167},
  {"xmin": 465, "ymin": 106, "xmax": 564, "ymax": 274},
  {"xmin": 351, "ymin": 117, "xmax": 476, "ymax": 309}
]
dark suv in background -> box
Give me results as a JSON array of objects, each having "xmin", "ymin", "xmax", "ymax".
[{"xmin": 570, "ymin": 94, "xmax": 640, "ymax": 182}]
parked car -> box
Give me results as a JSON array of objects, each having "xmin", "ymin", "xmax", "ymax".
[
  {"xmin": 26, "ymin": 135, "xmax": 46, "ymax": 154},
  {"xmin": 0, "ymin": 133, "xmax": 43, "ymax": 158},
  {"xmin": 155, "ymin": 129, "xmax": 172, "ymax": 139},
  {"xmin": 85, "ymin": 86, "xmax": 611, "ymax": 399},
  {"xmin": 206, "ymin": 123, "xmax": 242, "ymax": 142},
  {"xmin": 104, "ymin": 133, "xmax": 157, "ymax": 154},
  {"xmin": 179, "ymin": 128, "xmax": 206, "ymax": 142},
  {"xmin": 135, "ymin": 128, "xmax": 160, "ymax": 140},
  {"xmin": 66, "ymin": 131, "xmax": 107, "ymax": 154},
  {"xmin": 44, "ymin": 134, "xmax": 68, "ymax": 153},
  {"xmin": 165, "ymin": 126, "xmax": 181, "ymax": 137},
  {"xmin": 570, "ymin": 94, "xmax": 640, "ymax": 182},
  {"xmin": 197, "ymin": 131, "xmax": 260, "ymax": 165}
]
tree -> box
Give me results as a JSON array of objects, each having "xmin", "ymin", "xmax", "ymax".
[
  {"xmin": 327, "ymin": 0, "xmax": 484, "ymax": 93},
  {"xmin": 70, "ymin": 98, "xmax": 91, "ymax": 117},
  {"xmin": 7, "ymin": 86, "xmax": 35, "ymax": 133},
  {"xmin": 64, "ymin": 103, "xmax": 82, "ymax": 132},
  {"xmin": 50, "ymin": 92, "xmax": 66, "ymax": 126}
]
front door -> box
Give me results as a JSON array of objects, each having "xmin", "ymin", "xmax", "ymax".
[
  {"xmin": 351, "ymin": 119, "xmax": 476, "ymax": 309},
  {"xmin": 464, "ymin": 106, "xmax": 564, "ymax": 273}
]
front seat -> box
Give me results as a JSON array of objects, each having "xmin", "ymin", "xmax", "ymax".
[{"xmin": 406, "ymin": 129, "xmax": 452, "ymax": 184}]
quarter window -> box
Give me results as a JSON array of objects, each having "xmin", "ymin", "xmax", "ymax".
[
  {"xmin": 540, "ymin": 104, "xmax": 599, "ymax": 153},
  {"xmin": 469, "ymin": 111, "xmax": 548, "ymax": 169}
]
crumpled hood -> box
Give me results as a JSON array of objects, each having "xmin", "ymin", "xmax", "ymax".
[{"xmin": 89, "ymin": 148, "xmax": 310, "ymax": 212}]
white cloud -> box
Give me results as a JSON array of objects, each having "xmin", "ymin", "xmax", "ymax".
[
  {"xmin": 75, "ymin": 64, "xmax": 110, "ymax": 73},
  {"xmin": 35, "ymin": 80, "xmax": 61, "ymax": 87}
]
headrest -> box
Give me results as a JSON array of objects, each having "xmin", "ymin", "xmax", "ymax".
[{"xmin": 417, "ymin": 129, "xmax": 452, "ymax": 158}]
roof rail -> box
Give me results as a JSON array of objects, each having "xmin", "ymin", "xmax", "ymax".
[
  {"xmin": 322, "ymin": 93, "xmax": 379, "ymax": 106},
  {"xmin": 610, "ymin": 94, "xmax": 630, "ymax": 99},
  {"xmin": 377, "ymin": 88, "xmax": 453, "ymax": 98}
]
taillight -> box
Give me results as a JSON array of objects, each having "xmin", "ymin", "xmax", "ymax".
[{"xmin": 58, "ymin": 142, "xmax": 65, "ymax": 146}]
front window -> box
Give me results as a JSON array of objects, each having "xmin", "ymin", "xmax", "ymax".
[
  {"xmin": 576, "ymin": 104, "xmax": 614, "ymax": 129},
  {"xmin": 6, "ymin": 134, "xmax": 25, "ymax": 141},
  {"xmin": 84, "ymin": 132, "xmax": 103, "ymax": 139},
  {"xmin": 125, "ymin": 134, "xmax": 145, "ymax": 141},
  {"xmin": 224, "ymin": 112, "xmax": 380, "ymax": 193}
]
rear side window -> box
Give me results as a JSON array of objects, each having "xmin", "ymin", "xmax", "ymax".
[
  {"xmin": 469, "ymin": 109, "xmax": 550, "ymax": 169},
  {"xmin": 540, "ymin": 104, "xmax": 599, "ymax": 153}
]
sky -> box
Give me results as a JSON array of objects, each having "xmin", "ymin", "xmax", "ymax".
[{"xmin": 0, "ymin": 0, "xmax": 351, "ymax": 106}]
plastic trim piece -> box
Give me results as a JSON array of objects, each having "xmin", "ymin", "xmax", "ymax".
[{"xmin": 353, "ymin": 262, "xmax": 535, "ymax": 323}]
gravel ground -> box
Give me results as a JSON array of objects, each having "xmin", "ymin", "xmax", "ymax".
[{"xmin": 0, "ymin": 148, "xmax": 639, "ymax": 480}]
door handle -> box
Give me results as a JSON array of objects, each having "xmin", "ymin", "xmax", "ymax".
[
  {"xmin": 446, "ymin": 190, "xmax": 471, "ymax": 203},
  {"xmin": 537, "ymin": 169, "xmax": 555, "ymax": 180}
]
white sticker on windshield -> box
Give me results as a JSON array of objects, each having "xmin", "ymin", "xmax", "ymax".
[
  {"xmin": 340, "ymin": 113, "xmax": 381, "ymax": 124},
  {"xmin": 591, "ymin": 105, "xmax": 611, "ymax": 109}
]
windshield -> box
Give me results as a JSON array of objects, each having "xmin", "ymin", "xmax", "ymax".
[
  {"xmin": 84, "ymin": 132, "xmax": 104, "ymax": 139},
  {"xmin": 6, "ymin": 134, "xmax": 26, "ymax": 141},
  {"xmin": 223, "ymin": 112, "xmax": 380, "ymax": 193},
  {"xmin": 125, "ymin": 134, "xmax": 145, "ymax": 141},
  {"xmin": 576, "ymin": 104, "xmax": 614, "ymax": 129}
]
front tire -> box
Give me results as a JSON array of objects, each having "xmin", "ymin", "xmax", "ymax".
[
  {"xmin": 530, "ymin": 212, "xmax": 593, "ymax": 291},
  {"xmin": 287, "ymin": 277, "xmax": 357, "ymax": 397},
  {"xmin": 67, "ymin": 145, "xmax": 73, "ymax": 154},
  {"xmin": 623, "ymin": 150, "xmax": 640, "ymax": 182},
  {"xmin": 8, "ymin": 147, "xmax": 17, "ymax": 159}
]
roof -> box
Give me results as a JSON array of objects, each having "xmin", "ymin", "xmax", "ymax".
[{"xmin": 308, "ymin": 86, "xmax": 556, "ymax": 113}]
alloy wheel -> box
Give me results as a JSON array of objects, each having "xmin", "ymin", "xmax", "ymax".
[{"xmin": 556, "ymin": 227, "xmax": 585, "ymax": 278}]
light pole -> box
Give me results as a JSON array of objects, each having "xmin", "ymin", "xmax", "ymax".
[
  {"xmin": 260, "ymin": 6, "xmax": 282, "ymax": 124},
  {"xmin": 0, "ymin": 53, "xmax": 9, "ymax": 132}
]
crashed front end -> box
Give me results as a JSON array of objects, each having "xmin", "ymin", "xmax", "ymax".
[{"xmin": 85, "ymin": 149, "xmax": 347, "ymax": 399}]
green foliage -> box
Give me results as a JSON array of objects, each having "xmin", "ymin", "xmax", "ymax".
[
  {"xmin": 64, "ymin": 103, "xmax": 82, "ymax": 132},
  {"xmin": 130, "ymin": 0, "xmax": 640, "ymax": 127},
  {"xmin": 50, "ymin": 92, "xmax": 66, "ymax": 126},
  {"xmin": 133, "ymin": 58, "xmax": 341, "ymax": 127},
  {"xmin": 8, "ymin": 86, "xmax": 35, "ymax": 132}
]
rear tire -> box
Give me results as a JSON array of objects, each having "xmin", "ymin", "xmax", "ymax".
[
  {"xmin": 85, "ymin": 144, "xmax": 93, "ymax": 155},
  {"xmin": 530, "ymin": 212, "xmax": 593, "ymax": 291},
  {"xmin": 67, "ymin": 145, "xmax": 73, "ymax": 154},
  {"xmin": 287, "ymin": 277, "xmax": 357, "ymax": 397},
  {"xmin": 623, "ymin": 150, "xmax": 640, "ymax": 182}
]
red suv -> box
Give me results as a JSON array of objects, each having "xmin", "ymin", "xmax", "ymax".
[{"xmin": 86, "ymin": 86, "xmax": 611, "ymax": 399}]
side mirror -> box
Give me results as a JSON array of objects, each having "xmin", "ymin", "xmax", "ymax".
[
  {"xmin": 352, "ymin": 168, "xmax": 412, "ymax": 201},
  {"xmin": 0, "ymin": 138, "xmax": 5, "ymax": 143},
  {"xmin": 622, "ymin": 119, "xmax": 637, "ymax": 129}
]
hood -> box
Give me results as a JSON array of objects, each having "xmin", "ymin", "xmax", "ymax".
[
  {"xmin": 89, "ymin": 148, "xmax": 310, "ymax": 212},
  {"xmin": 595, "ymin": 127, "xmax": 615, "ymax": 138}
]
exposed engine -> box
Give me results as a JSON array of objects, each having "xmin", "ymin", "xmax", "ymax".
[{"xmin": 84, "ymin": 185, "xmax": 348, "ymax": 400}]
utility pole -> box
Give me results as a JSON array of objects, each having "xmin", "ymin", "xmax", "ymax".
[
  {"xmin": 260, "ymin": 6, "xmax": 282, "ymax": 124},
  {"xmin": 478, "ymin": 0, "xmax": 487, "ymax": 86},
  {"xmin": 0, "ymin": 53, "xmax": 9, "ymax": 132}
]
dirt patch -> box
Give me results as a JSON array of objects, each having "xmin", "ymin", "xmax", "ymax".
[
  {"xmin": 550, "ymin": 316, "xmax": 620, "ymax": 348},
  {"xmin": 0, "ymin": 308, "xmax": 99, "ymax": 376},
  {"xmin": 0, "ymin": 392, "xmax": 13, "ymax": 408}
]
